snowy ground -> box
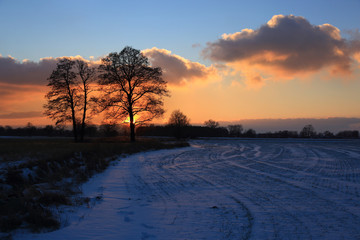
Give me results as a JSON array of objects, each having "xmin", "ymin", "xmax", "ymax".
[{"xmin": 14, "ymin": 139, "xmax": 360, "ymax": 239}]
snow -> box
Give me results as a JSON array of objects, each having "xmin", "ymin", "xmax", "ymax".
[{"xmin": 14, "ymin": 139, "xmax": 360, "ymax": 239}]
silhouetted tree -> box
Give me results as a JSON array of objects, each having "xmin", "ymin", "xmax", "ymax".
[
  {"xmin": 44, "ymin": 58, "xmax": 96, "ymax": 142},
  {"xmin": 168, "ymin": 110, "xmax": 190, "ymax": 138},
  {"xmin": 300, "ymin": 124, "xmax": 316, "ymax": 138},
  {"xmin": 168, "ymin": 110, "xmax": 190, "ymax": 127},
  {"xmin": 321, "ymin": 130, "xmax": 334, "ymax": 138},
  {"xmin": 243, "ymin": 128, "xmax": 256, "ymax": 137},
  {"xmin": 204, "ymin": 119, "xmax": 219, "ymax": 128},
  {"xmin": 98, "ymin": 46, "xmax": 169, "ymax": 142},
  {"xmin": 228, "ymin": 124, "xmax": 243, "ymax": 137},
  {"xmin": 44, "ymin": 58, "xmax": 79, "ymax": 141}
]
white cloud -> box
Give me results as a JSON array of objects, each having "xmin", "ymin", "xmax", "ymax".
[{"xmin": 143, "ymin": 47, "xmax": 219, "ymax": 86}]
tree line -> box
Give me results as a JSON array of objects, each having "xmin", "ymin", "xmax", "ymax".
[
  {"xmin": 0, "ymin": 123, "xmax": 128, "ymax": 138},
  {"xmin": 2, "ymin": 121, "xmax": 358, "ymax": 139},
  {"xmin": 137, "ymin": 122, "xmax": 359, "ymax": 139}
]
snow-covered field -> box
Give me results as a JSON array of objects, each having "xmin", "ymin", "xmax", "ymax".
[{"xmin": 15, "ymin": 139, "xmax": 360, "ymax": 239}]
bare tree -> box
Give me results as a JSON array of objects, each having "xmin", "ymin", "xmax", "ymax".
[
  {"xmin": 44, "ymin": 58, "xmax": 96, "ymax": 142},
  {"xmin": 300, "ymin": 124, "xmax": 316, "ymax": 138},
  {"xmin": 168, "ymin": 110, "xmax": 190, "ymax": 139},
  {"xmin": 44, "ymin": 58, "xmax": 79, "ymax": 141},
  {"xmin": 228, "ymin": 124, "xmax": 243, "ymax": 137},
  {"xmin": 98, "ymin": 46, "xmax": 169, "ymax": 142},
  {"xmin": 168, "ymin": 110, "xmax": 190, "ymax": 128},
  {"xmin": 204, "ymin": 119, "xmax": 219, "ymax": 128}
]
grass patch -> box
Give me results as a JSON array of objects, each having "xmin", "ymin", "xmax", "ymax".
[{"xmin": 0, "ymin": 137, "xmax": 188, "ymax": 233}]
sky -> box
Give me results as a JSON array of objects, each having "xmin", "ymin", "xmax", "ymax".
[{"xmin": 1, "ymin": 0, "xmax": 360, "ymax": 131}]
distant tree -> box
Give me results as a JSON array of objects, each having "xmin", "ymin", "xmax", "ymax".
[
  {"xmin": 322, "ymin": 130, "xmax": 334, "ymax": 138},
  {"xmin": 168, "ymin": 110, "xmax": 190, "ymax": 138},
  {"xmin": 44, "ymin": 58, "xmax": 96, "ymax": 142},
  {"xmin": 99, "ymin": 124, "xmax": 120, "ymax": 137},
  {"xmin": 300, "ymin": 124, "xmax": 316, "ymax": 138},
  {"xmin": 43, "ymin": 125, "xmax": 55, "ymax": 136},
  {"xmin": 204, "ymin": 119, "xmax": 219, "ymax": 128},
  {"xmin": 243, "ymin": 128, "xmax": 256, "ymax": 138},
  {"xmin": 25, "ymin": 122, "xmax": 36, "ymax": 136},
  {"xmin": 54, "ymin": 125, "xmax": 66, "ymax": 135},
  {"xmin": 168, "ymin": 110, "xmax": 190, "ymax": 127},
  {"xmin": 98, "ymin": 46, "xmax": 169, "ymax": 142},
  {"xmin": 228, "ymin": 124, "xmax": 243, "ymax": 137}
]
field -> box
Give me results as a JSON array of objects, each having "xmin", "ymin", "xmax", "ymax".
[
  {"xmin": 0, "ymin": 137, "xmax": 188, "ymax": 236},
  {"xmin": 14, "ymin": 139, "xmax": 360, "ymax": 239}
]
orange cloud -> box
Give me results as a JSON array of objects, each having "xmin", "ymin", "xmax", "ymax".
[
  {"xmin": 203, "ymin": 14, "xmax": 360, "ymax": 88},
  {"xmin": 142, "ymin": 47, "xmax": 219, "ymax": 86}
]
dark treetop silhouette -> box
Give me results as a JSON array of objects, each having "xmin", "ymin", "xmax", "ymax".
[
  {"xmin": 204, "ymin": 119, "xmax": 219, "ymax": 129},
  {"xmin": 97, "ymin": 46, "xmax": 169, "ymax": 142}
]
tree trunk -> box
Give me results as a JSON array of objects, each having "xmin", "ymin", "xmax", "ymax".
[
  {"xmin": 72, "ymin": 114, "xmax": 78, "ymax": 142},
  {"xmin": 80, "ymin": 89, "xmax": 87, "ymax": 142},
  {"xmin": 129, "ymin": 112, "xmax": 136, "ymax": 142},
  {"xmin": 70, "ymin": 97, "xmax": 78, "ymax": 142},
  {"xmin": 80, "ymin": 113, "xmax": 85, "ymax": 142}
]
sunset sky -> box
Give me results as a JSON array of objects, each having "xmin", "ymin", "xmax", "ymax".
[{"xmin": 1, "ymin": 0, "xmax": 360, "ymax": 131}]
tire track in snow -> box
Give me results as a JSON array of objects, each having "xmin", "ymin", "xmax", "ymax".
[
  {"xmin": 100, "ymin": 139, "xmax": 360, "ymax": 239},
  {"xmin": 157, "ymin": 139, "xmax": 360, "ymax": 239}
]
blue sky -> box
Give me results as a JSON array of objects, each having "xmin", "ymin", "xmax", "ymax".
[{"xmin": 1, "ymin": 0, "xmax": 359, "ymax": 62}]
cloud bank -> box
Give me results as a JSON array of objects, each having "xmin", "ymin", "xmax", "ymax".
[
  {"xmin": 0, "ymin": 55, "xmax": 93, "ymax": 86},
  {"xmin": 0, "ymin": 50, "xmax": 219, "ymax": 88},
  {"xmin": 143, "ymin": 47, "xmax": 219, "ymax": 86},
  {"xmin": 0, "ymin": 55, "xmax": 56, "ymax": 86},
  {"xmin": 203, "ymin": 15, "xmax": 360, "ymax": 87}
]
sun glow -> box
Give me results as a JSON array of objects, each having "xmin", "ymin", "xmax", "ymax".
[{"xmin": 123, "ymin": 116, "xmax": 138, "ymax": 124}]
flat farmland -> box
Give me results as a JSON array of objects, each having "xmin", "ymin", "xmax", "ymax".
[{"xmin": 16, "ymin": 139, "xmax": 360, "ymax": 240}]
